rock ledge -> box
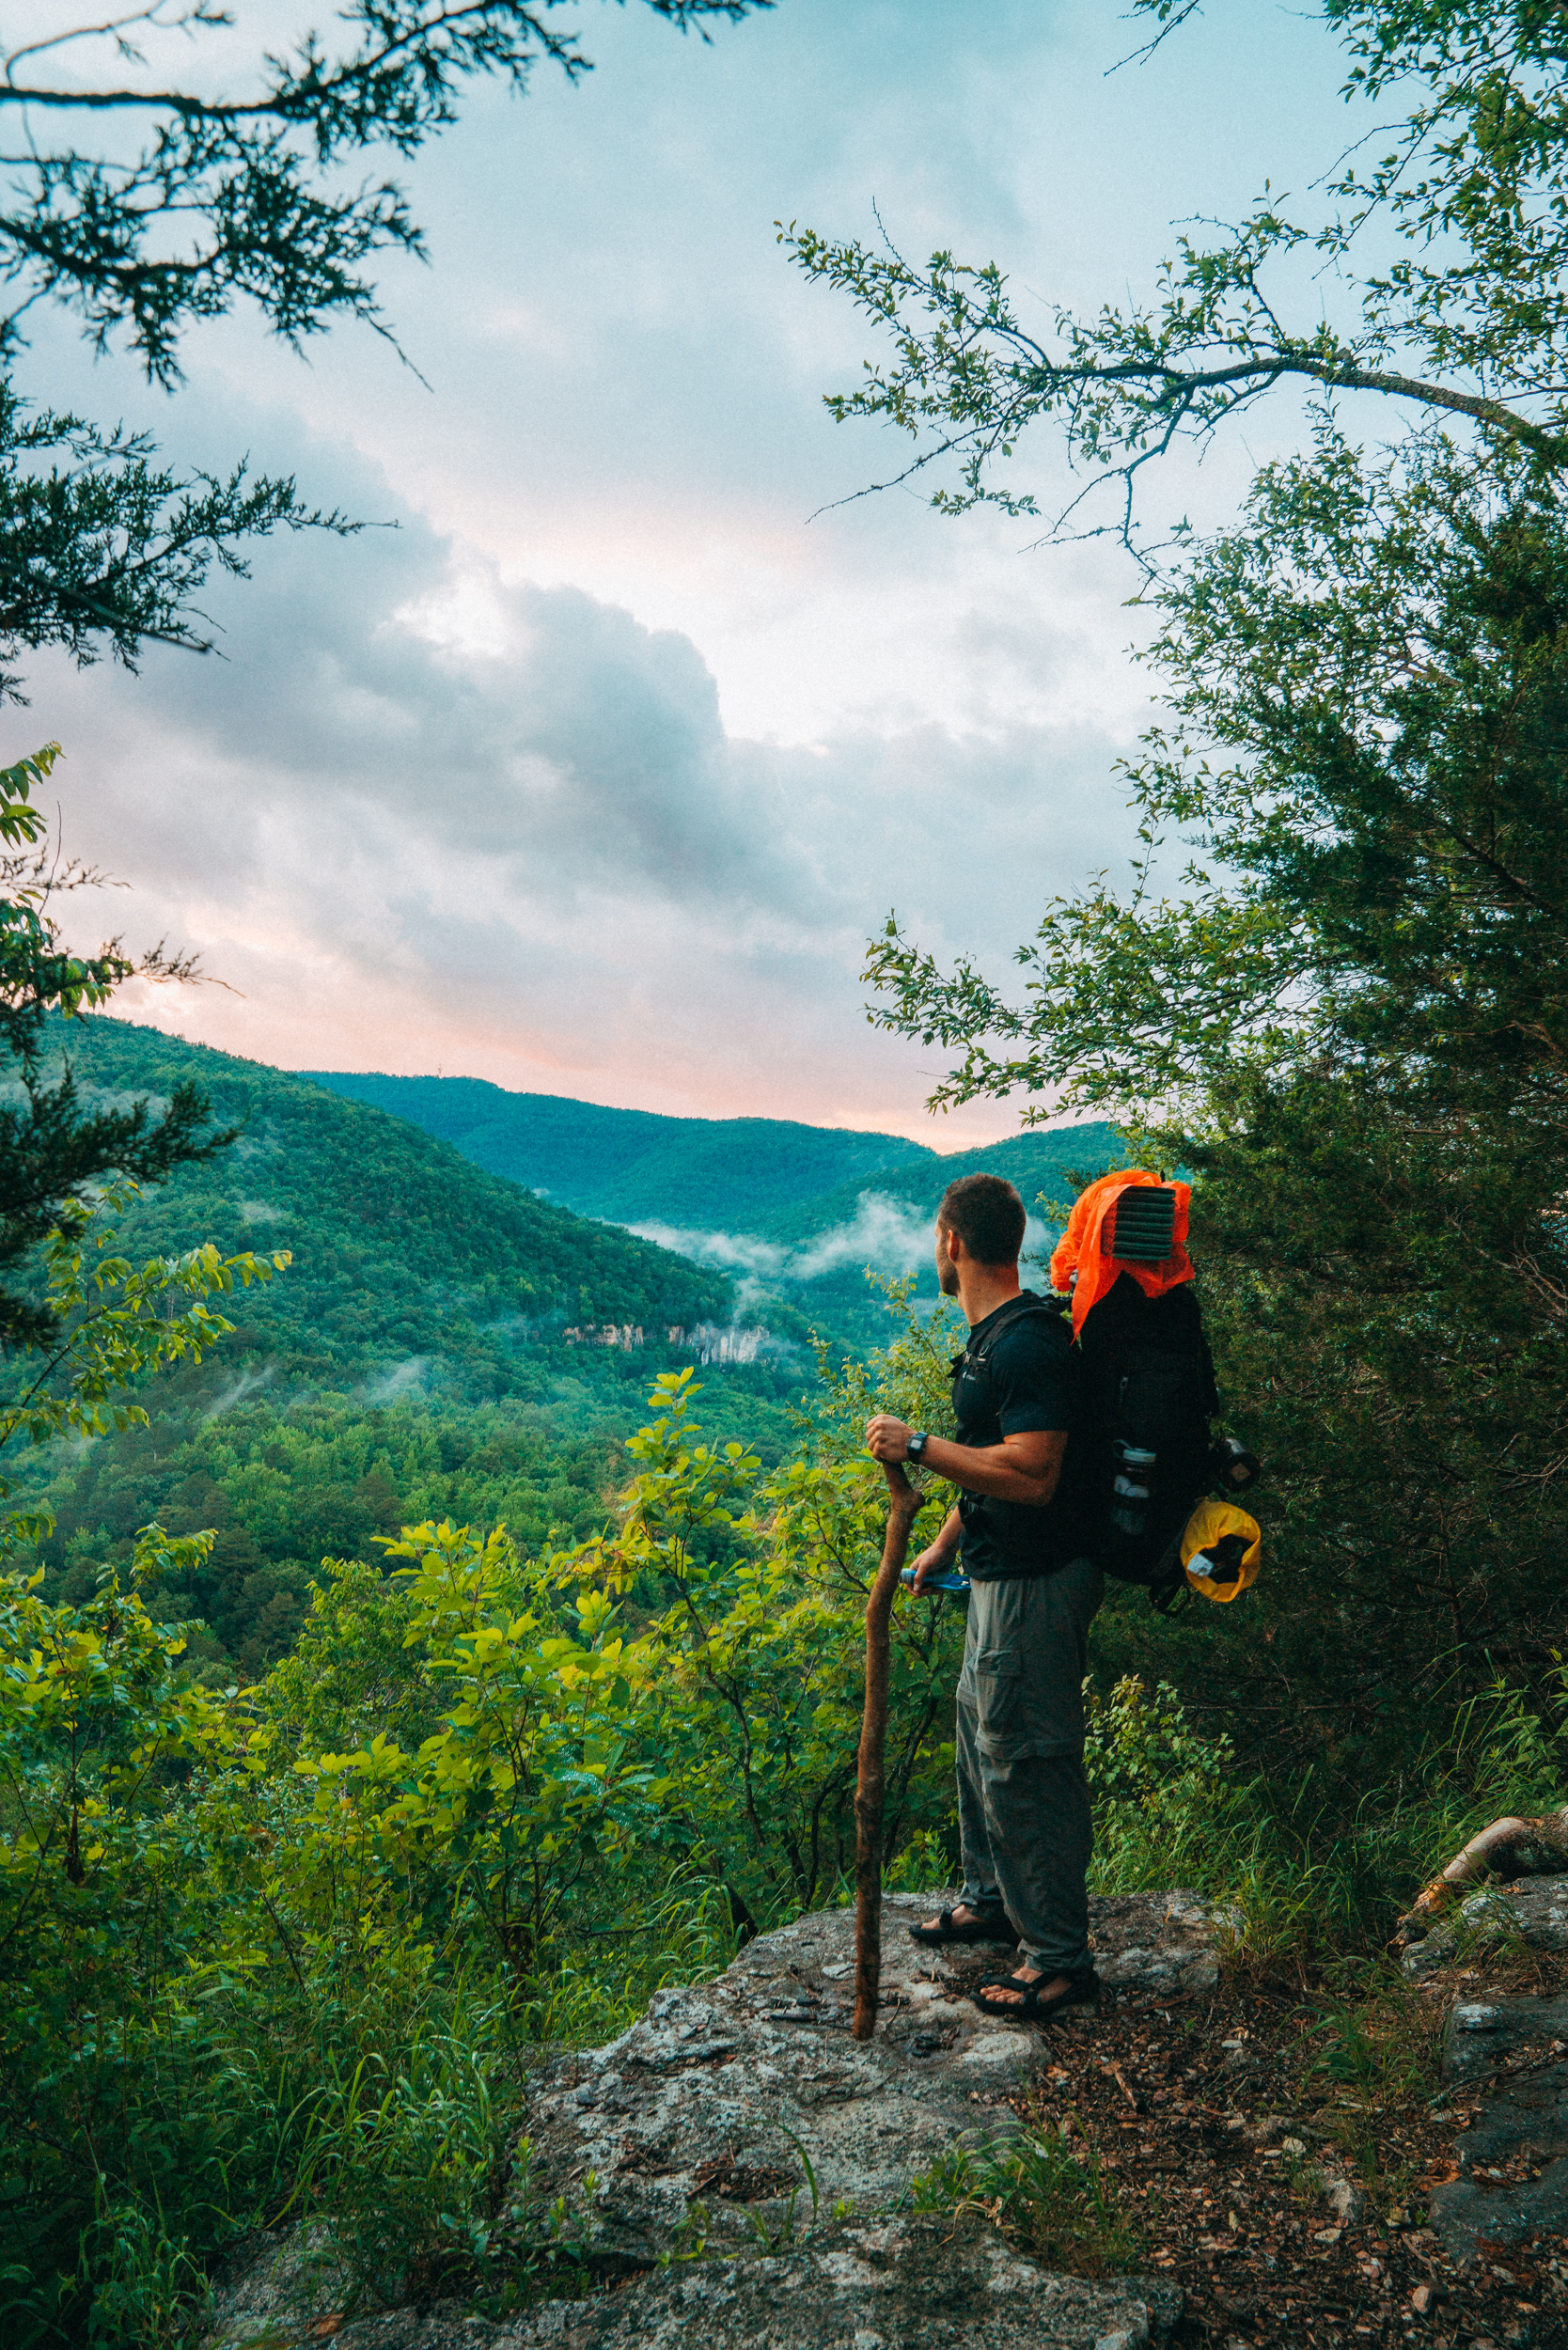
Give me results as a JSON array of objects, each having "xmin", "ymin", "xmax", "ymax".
[
  {"xmin": 205, "ymin": 1889, "xmax": 1223, "ymax": 2350},
  {"xmin": 513, "ymin": 1889, "xmax": 1225, "ymax": 2267}
]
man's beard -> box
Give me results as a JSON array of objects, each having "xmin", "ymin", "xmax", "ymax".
[{"xmin": 937, "ymin": 1258, "xmax": 961, "ymax": 1297}]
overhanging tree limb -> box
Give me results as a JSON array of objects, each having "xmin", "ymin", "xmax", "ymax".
[
  {"xmin": 785, "ymin": 6, "xmax": 1568, "ymax": 549},
  {"xmin": 0, "ymin": 383, "xmax": 359, "ymax": 699},
  {"xmin": 0, "ymin": 2, "xmax": 772, "ymax": 379},
  {"xmin": 0, "ymin": 0, "xmax": 771, "ymax": 689}
]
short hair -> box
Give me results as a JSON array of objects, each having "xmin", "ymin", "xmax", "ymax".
[{"xmin": 938, "ymin": 1173, "xmax": 1027, "ymax": 1267}]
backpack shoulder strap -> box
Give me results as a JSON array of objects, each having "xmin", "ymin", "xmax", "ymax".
[{"xmin": 961, "ymin": 1293, "xmax": 1069, "ymax": 1381}]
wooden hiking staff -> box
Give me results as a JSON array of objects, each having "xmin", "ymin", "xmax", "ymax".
[{"xmin": 854, "ymin": 1461, "xmax": 922, "ymax": 2042}]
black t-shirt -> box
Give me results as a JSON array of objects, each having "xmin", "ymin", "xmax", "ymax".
[{"xmin": 951, "ymin": 1292, "xmax": 1092, "ymax": 1581}]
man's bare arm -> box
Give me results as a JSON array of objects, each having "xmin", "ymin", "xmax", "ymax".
[
  {"xmin": 907, "ymin": 1504, "xmax": 963, "ymax": 1594},
  {"xmin": 866, "ymin": 1417, "xmax": 1067, "ymax": 1505}
]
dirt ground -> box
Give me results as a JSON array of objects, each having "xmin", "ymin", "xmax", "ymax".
[{"xmin": 935, "ymin": 1942, "xmax": 1568, "ymax": 2350}]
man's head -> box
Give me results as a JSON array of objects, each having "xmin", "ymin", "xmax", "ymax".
[{"xmin": 935, "ymin": 1173, "xmax": 1027, "ymax": 1296}]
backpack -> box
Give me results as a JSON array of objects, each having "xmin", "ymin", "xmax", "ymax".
[
  {"xmin": 950, "ymin": 1293, "xmax": 1083, "ymax": 1569},
  {"xmin": 961, "ymin": 1261, "xmax": 1260, "ymax": 1614},
  {"xmin": 1075, "ymin": 1271, "xmax": 1222, "ymax": 1606},
  {"xmin": 1053, "ymin": 1175, "xmax": 1263, "ymax": 1611}
]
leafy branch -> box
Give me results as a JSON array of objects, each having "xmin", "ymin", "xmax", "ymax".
[
  {"xmin": 0, "ymin": 384, "xmax": 359, "ymax": 698},
  {"xmin": 0, "ymin": 1, "xmax": 772, "ymax": 383},
  {"xmin": 0, "ymin": 2, "xmax": 770, "ymax": 687},
  {"xmin": 783, "ymin": 3, "xmax": 1568, "ymax": 555}
]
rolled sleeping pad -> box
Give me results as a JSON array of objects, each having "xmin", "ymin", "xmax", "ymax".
[{"xmin": 1106, "ymin": 1183, "xmax": 1179, "ymax": 1262}]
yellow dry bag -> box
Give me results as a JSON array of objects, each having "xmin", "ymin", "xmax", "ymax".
[{"xmin": 1180, "ymin": 1498, "xmax": 1262, "ymax": 1604}]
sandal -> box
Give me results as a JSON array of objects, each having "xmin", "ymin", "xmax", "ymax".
[
  {"xmin": 971, "ymin": 1966, "xmax": 1100, "ymax": 2021},
  {"xmin": 907, "ymin": 1904, "xmax": 1019, "ymax": 1949}
]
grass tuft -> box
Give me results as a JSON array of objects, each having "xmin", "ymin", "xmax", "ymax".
[{"xmin": 908, "ymin": 2118, "xmax": 1149, "ymax": 2278}]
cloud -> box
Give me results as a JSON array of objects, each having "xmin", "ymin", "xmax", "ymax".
[
  {"xmin": 9, "ymin": 0, "xmax": 1356, "ymax": 1147},
  {"xmin": 36, "ymin": 505, "xmax": 1139, "ymax": 1141},
  {"xmin": 629, "ymin": 1197, "xmax": 1056, "ymax": 1288},
  {"xmin": 789, "ymin": 1196, "xmax": 939, "ymax": 1282},
  {"xmin": 200, "ymin": 1365, "xmax": 276, "ymax": 1420},
  {"xmin": 628, "ymin": 1222, "xmax": 790, "ymax": 1283},
  {"xmin": 237, "ymin": 1199, "xmax": 290, "ymax": 1225},
  {"xmin": 361, "ymin": 1357, "xmax": 433, "ymax": 1403}
]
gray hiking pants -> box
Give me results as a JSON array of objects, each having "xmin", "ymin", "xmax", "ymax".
[{"xmin": 956, "ymin": 1556, "xmax": 1104, "ymax": 1976}]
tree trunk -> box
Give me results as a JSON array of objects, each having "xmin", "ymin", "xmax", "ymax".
[
  {"xmin": 854, "ymin": 1464, "xmax": 921, "ymax": 2042},
  {"xmin": 1396, "ymin": 1804, "xmax": 1568, "ymax": 1944}
]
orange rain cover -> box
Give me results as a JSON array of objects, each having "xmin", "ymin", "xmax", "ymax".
[{"xmin": 1048, "ymin": 1169, "xmax": 1194, "ymax": 1338}]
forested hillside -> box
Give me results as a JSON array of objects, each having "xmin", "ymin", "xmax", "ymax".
[
  {"xmin": 8, "ymin": 1018, "xmax": 813, "ymax": 1676},
  {"xmin": 305, "ymin": 1066, "xmax": 1122, "ymax": 1345},
  {"xmin": 56, "ymin": 1020, "xmax": 731, "ymax": 1362},
  {"xmin": 305, "ymin": 1070, "xmax": 930, "ymax": 1226},
  {"xmin": 8, "ymin": 1021, "xmax": 1115, "ymax": 1671},
  {"xmin": 752, "ymin": 1125, "xmax": 1121, "ymax": 1246},
  {"xmin": 724, "ymin": 1124, "xmax": 1122, "ymax": 1344}
]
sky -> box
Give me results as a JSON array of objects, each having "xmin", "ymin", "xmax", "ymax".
[{"xmin": 17, "ymin": 0, "xmax": 1366, "ymax": 1149}]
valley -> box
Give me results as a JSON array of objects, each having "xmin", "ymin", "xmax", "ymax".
[
  {"xmin": 9, "ymin": 1017, "xmax": 1112, "ymax": 1676},
  {"xmin": 307, "ymin": 1066, "xmax": 1119, "ymax": 1349}
]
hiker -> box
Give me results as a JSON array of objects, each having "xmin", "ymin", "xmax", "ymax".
[{"xmin": 865, "ymin": 1171, "xmax": 1101, "ymax": 2023}]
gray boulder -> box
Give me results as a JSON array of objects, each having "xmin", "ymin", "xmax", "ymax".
[
  {"xmin": 1401, "ymin": 1872, "xmax": 1568, "ymax": 1978},
  {"xmin": 255, "ymin": 2219, "xmax": 1182, "ymax": 2350},
  {"xmin": 1429, "ymin": 1991, "xmax": 1568, "ymax": 2264}
]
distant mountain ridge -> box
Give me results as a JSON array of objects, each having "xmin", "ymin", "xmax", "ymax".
[
  {"xmin": 302, "ymin": 1072, "xmax": 931, "ymax": 1229},
  {"xmin": 303, "ymin": 1071, "xmax": 1119, "ymax": 1243},
  {"xmin": 303, "ymin": 1069, "xmax": 1121, "ymax": 1345},
  {"xmin": 50, "ymin": 1021, "xmax": 731, "ymax": 1385},
  {"xmin": 3, "ymin": 1027, "xmax": 1124, "ymax": 1685},
  {"xmin": 50, "ymin": 1032, "xmax": 1121, "ymax": 1367},
  {"xmin": 15, "ymin": 1020, "xmax": 798, "ymax": 1683},
  {"xmin": 747, "ymin": 1128, "xmax": 1120, "ymax": 1248}
]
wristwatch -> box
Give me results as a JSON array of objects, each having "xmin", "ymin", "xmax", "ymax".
[{"xmin": 905, "ymin": 1430, "xmax": 929, "ymax": 1465}]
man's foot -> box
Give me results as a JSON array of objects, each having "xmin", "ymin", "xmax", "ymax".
[
  {"xmin": 979, "ymin": 1961, "xmax": 1064, "ymax": 2005},
  {"xmin": 907, "ymin": 1902, "xmax": 1019, "ymax": 1949},
  {"xmin": 971, "ymin": 1965, "xmax": 1099, "ymax": 2022}
]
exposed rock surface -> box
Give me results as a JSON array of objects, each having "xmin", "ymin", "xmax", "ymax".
[
  {"xmin": 1401, "ymin": 1872, "xmax": 1568, "ymax": 1978},
  {"xmin": 204, "ymin": 1890, "xmax": 1221, "ymax": 2350},
  {"xmin": 210, "ymin": 2218, "xmax": 1183, "ymax": 2350},
  {"xmin": 1401, "ymin": 1856, "xmax": 1568, "ymax": 2259},
  {"xmin": 1429, "ymin": 1990, "xmax": 1568, "ymax": 2267},
  {"xmin": 512, "ymin": 1889, "xmax": 1226, "ymax": 2268},
  {"xmin": 202, "ymin": 2231, "xmax": 346, "ymax": 2350}
]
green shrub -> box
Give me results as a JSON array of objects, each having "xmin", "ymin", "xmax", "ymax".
[{"xmin": 5, "ymin": 1342, "xmax": 1563, "ymax": 2341}]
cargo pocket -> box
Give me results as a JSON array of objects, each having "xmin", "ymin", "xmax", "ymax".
[{"xmin": 972, "ymin": 1646, "xmax": 1027, "ymax": 1758}]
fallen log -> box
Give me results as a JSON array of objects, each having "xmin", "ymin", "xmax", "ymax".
[
  {"xmin": 854, "ymin": 1461, "xmax": 922, "ymax": 2042},
  {"xmin": 1396, "ymin": 1803, "xmax": 1568, "ymax": 1944}
]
